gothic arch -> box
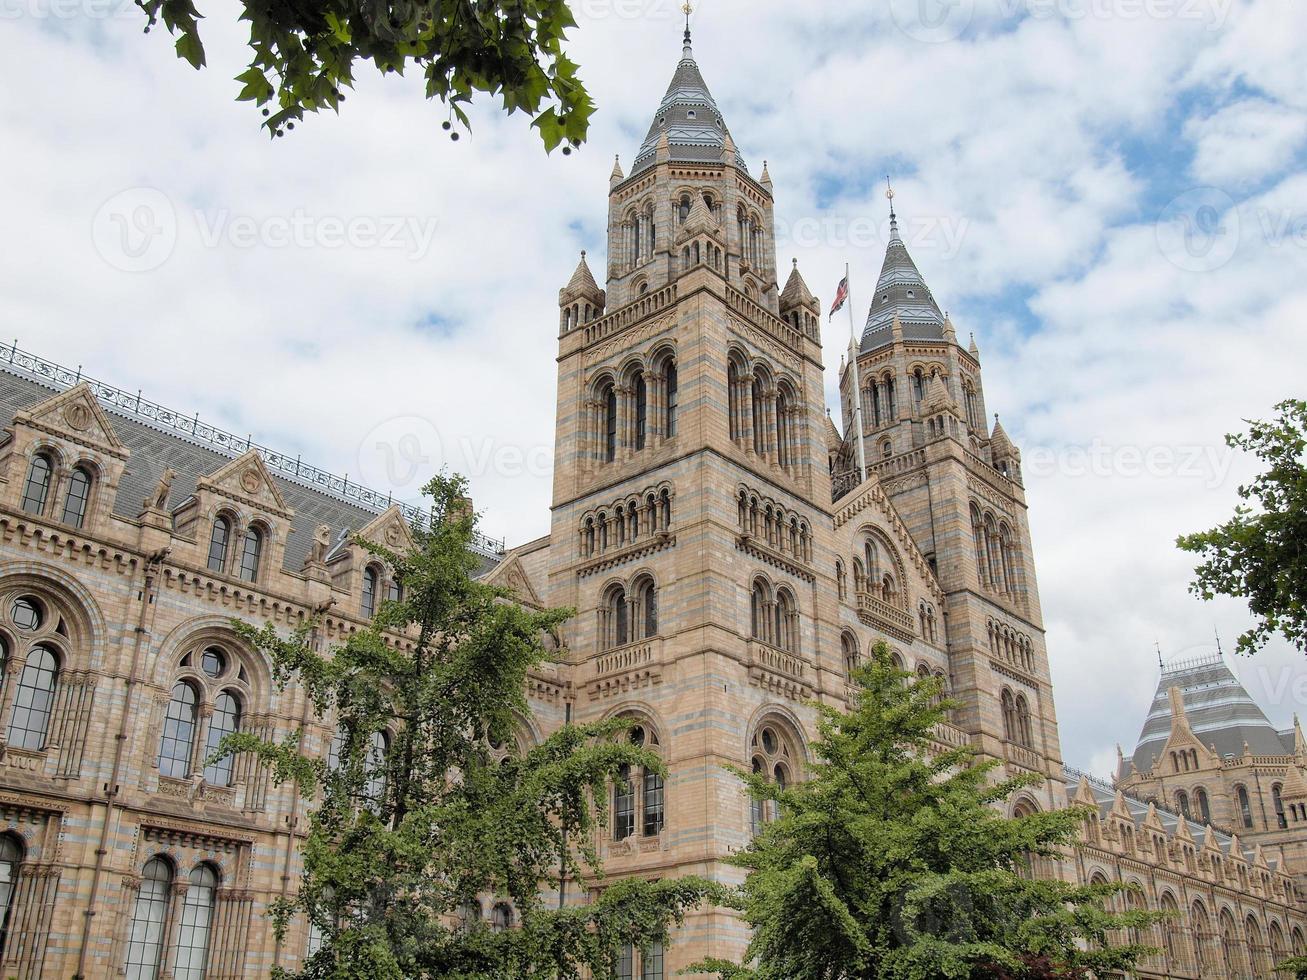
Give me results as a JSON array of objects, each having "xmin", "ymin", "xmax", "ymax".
[{"xmin": 150, "ymin": 615, "xmax": 274, "ymax": 701}]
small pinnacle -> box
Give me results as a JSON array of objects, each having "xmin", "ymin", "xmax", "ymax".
[
  {"xmin": 581, "ymin": 249, "xmax": 586, "ymax": 259},
  {"xmin": 791, "ymin": 257, "xmax": 797, "ymax": 268}
]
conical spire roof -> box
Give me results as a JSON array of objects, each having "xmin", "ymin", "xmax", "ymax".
[
  {"xmin": 560, "ymin": 250, "xmax": 602, "ymax": 302},
  {"xmin": 860, "ymin": 208, "xmax": 946, "ymax": 353},
  {"xmin": 990, "ymin": 416, "xmax": 1016, "ymax": 458},
  {"xmin": 1125, "ymin": 655, "xmax": 1291, "ymax": 778},
  {"xmin": 631, "ymin": 28, "xmax": 747, "ymax": 176},
  {"xmin": 780, "ymin": 259, "xmax": 816, "ymax": 311}
]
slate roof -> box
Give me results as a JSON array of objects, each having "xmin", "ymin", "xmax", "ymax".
[
  {"xmin": 1125, "ymin": 655, "xmax": 1292, "ymax": 778},
  {"xmin": 860, "ymin": 212, "xmax": 946, "ymax": 353},
  {"xmin": 1070, "ymin": 767, "xmax": 1269, "ymax": 867},
  {"xmin": 0, "ymin": 363, "xmax": 503, "ymax": 578},
  {"xmin": 631, "ymin": 31, "xmax": 748, "ymax": 176}
]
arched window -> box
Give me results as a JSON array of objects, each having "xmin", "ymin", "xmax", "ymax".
[
  {"xmin": 158, "ymin": 682, "xmax": 198, "ymax": 778},
  {"xmin": 0, "ymin": 835, "xmax": 23, "ymax": 961},
  {"xmin": 750, "ymin": 580, "xmax": 770, "ymax": 644},
  {"xmin": 1014, "ymin": 694, "xmax": 1033, "ymax": 748},
  {"xmin": 1195, "ymin": 786, "xmax": 1211, "ymax": 824},
  {"xmin": 8, "ymin": 645, "xmax": 58, "ymax": 750},
  {"xmin": 386, "ymin": 577, "xmax": 403, "ymax": 604},
  {"xmin": 207, "ymin": 516, "xmax": 231, "ymax": 573},
  {"xmin": 1274, "ymin": 783, "xmax": 1287, "ymax": 828},
  {"xmin": 172, "ymin": 864, "xmax": 217, "ymax": 980},
  {"xmin": 1175, "ymin": 789, "xmax": 1190, "ymax": 819},
  {"xmin": 203, "ymin": 691, "xmax": 242, "ymax": 785},
  {"xmin": 643, "ymin": 767, "xmax": 665, "ymax": 836},
  {"xmin": 617, "ymin": 943, "xmax": 635, "ymax": 980},
  {"xmin": 1237, "ymin": 785, "xmax": 1254, "ymax": 828},
  {"xmin": 490, "ymin": 902, "xmax": 513, "ymax": 932},
  {"xmin": 634, "ymin": 371, "xmax": 647, "ymax": 451},
  {"xmin": 776, "ymin": 388, "xmax": 791, "ymax": 468},
  {"xmin": 678, "ymin": 194, "xmax": 690, "ymax": 223},
  {"xmin": 61, "ymin": 465, "xmax": 93, "ymax": 527},
  {"xmin": 752, "ymin": 375, "xmax": 767, "ymax": 456},
  {"xmin": 20, "ymin": 453, "xmax": 52, "ymax": 515},
  {"xmin": 774, "ymin": 589, "xmax": 798, "ymax": 653},
  {"xmin": 364, "ymin": 730, "xmax": 389, "ymax": 804},
  {"xmin": 665, "ymin": 360, "xmax": 678, "ymax": 437},
  {"xmin": 602, "ymin": 382, "xmax": 618, "ymax": 462},
  {"xmin": 841, "ymin": 632, "xmax": 859, "ymax": 678},
  {"xmin": 633, "ymin": 577, "xmax": 658, "ymax": 639},
  {"xmin": 361, "ymin": 566, "xmax": 379, "ymax": 618},
  {"xmin": 124, "ymin": 856, "xmax": 172, "ymax": 979},
  {"xmin": 1001, "ymin": 689, "xmax": 1016, "ymax": 743},
  {"xmin": 238, "ymin": 526, "xmax": 263, "ymax": 582},
  {"xmin": 749, "ymin": 720, "xmax": 801, "ymax": 834},
  {"xmin": 612, "ymin": 721, "xmax": 664, "ymax": 839},
  {"xmin": 603, "ymin": 585, "xmax": 629, "ymax": 649}
]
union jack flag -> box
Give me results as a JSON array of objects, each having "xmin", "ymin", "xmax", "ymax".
[{"xmin": 828, "ymin": 275, "xmax": 849, "ymax": 320}]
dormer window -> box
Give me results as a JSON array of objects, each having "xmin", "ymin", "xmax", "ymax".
[
  {"xmin": 207, "ymin": 516, "xmax": 232, "ymax": 573},
  {"xmin": 238, "ymin": 526, "xmax": 264, "ymax": 582},
  {"xmin": 61, "ymin": 466, "xmax": 93, "ymax": 528},
  {"xmin": 906, "ymin": 289, "xmax": 915, "ymax": 298},
  {"xmin": 20, "ymin": 453, "xmax": 53, "ymax": 515},
  {"xmin": 686, "ymin": 109, "xmax": 696, "ymax": 118}
]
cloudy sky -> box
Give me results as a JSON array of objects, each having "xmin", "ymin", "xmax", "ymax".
[{"xmin": 4, "ymin": 0, "xmax": 1306, "ymax": 775}]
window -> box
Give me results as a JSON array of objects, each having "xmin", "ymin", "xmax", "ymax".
[
  {"xmin": 11, "ymin": 596, "xmax": 41, "ymax": 632},
  {"xmin": 124, "ymin": 857, "xmax": 172, "ymax": 980},
  {"xmin": 1274, "ymin": 783, "xmax": 1287, "ymax": 828},
  {"xmin": 604, "ymin": 586, "xmax": 629, "ymax": 649},
  {"xmin": 750, "ymin": 721, "xmax": 799, "ymax": 833},
  {"xmin": 1175, "ymin": 790, "xmax": 1190, "ymax": 819},
  {"xmin": 158, "ymin": 682, "xmax": 198, "ymax": 778},
  {"xmin": 614, "ymin": 766, "xmax": 636, "ymax": 840},
  {"xmin": 364, "ymin": 730, "xmax": 389, "ymax": 804},
  {"xmin": 8, "ymin": 645, "xmax": 58, "ymax": 750},
  {"xmin": 603, "ymin": 382, "xmax": 618, "ymax": 462},
  {"xmin": 172, "ymin": 864, "xmax": 217, "ymax": 980},
  {"xmin": 1237, "ymin": 785, "xmax": 1254, "ymax": 828},
  {"xmin": 0, "ymin": 835, "xmax": 22, "ymax": 961},
  {"xmin": 1196, "ymin": 786, "xmax": 1211, "ymax": 824},
  {"xmin": 203, "ymin": 691, "xmax": 241, "ymax": 785},
  {"xmin": 616, "ymin": 943, "xmax": 635, "ymax": 980},
  {"xmin": 634, "ymin": 372, "xmax": 647, "ymax": 451},
  {"xmin": 361, "ymin": 567, "xmax": 379, "ymax": 619},
  {"xmin": 207, "ymin": 516, "xmax": 231, "ymax": 573},
  {"xmin": 61, "ymin": 466, "xmax": 92, "ymax": 527},
  {"xmin": 665, "ymin": 360, "xmax": 678, "ymax": 437},
  {"xmin": 750, "ymin": 580, "xmax": 770, "ymax": 643},
  {"xmin": 490, "ymin": 903, "xmax": 513, "ymax": 932},
  {"xmin": 20, "ymin": 454, "xmax": 52, "ymax": 515},
  {"xmin": 841, "ymin": 632, "xmax": 859, "ymax": 677},
  {"xmin": 643, "ymin": 769, "xmax": 665, "ymax": 836},
  {"xmin": 200, "ymin": 647, "xmax": 226, "ymax": 678},
  {"xmin": 642, "ymin": 940, "xmax": 664, "ymax": 980},
  {"xmin": 633, "ymin": 577, "xmax": 658, "ymax": 639},
  {"xmin": 238, "ymin": 527, "xmax": 263, "ymax": 582}
]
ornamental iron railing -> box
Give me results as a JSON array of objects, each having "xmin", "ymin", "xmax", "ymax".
[{"xmin": 0, "ymin": 341, "xmax": 505, "ymax": 558}]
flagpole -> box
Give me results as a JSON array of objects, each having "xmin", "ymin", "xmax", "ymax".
[{"xmin": 844, "ymin": 261, "xmax": 868, "ymax": 480}]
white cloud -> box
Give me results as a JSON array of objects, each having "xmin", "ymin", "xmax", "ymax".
[
  {"xmin": 1187, "ymin": 98, "xmax": 1307, "ymax": 185},
  {"xmin": 3, "ymin": 0, "xmax": 1307, "ymax": 776}
]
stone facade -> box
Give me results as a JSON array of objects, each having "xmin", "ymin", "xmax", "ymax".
[{"xmin": 0, "ymin": 26, "xmax": 1303, "ymax": 980}]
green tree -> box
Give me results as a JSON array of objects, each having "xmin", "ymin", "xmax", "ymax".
[
  {"xmin": 1177, "ymin": 398, "xmax": 1307, "ymax": 655},
  {"xmin": 216, "ymin": 473, "xmax": 718, "ymax": 978},
  {"xmin": 693, "ymin": 642, "xmax": 1162, "ymax": 980},
  {"xmin": 140, "ymin": 0, "xmax": 595, "ymax": 149}
]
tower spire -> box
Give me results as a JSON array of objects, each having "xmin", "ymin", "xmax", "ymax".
[
  {"xmin": 682, "ymin": 1, "xmax": 693, "ymax": 53},
  {"xmin": 886, "ymin": 175, "xmax": 900, "ymax": 242}
]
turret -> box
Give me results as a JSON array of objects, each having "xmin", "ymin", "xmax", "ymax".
[{"xmin": 559, "ymin": 250, "xmax": 605, "ymax": 333}]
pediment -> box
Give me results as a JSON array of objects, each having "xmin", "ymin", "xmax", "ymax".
[
  {"xmin": 485, "ymin": 554, "xmax": 544, "ymax": 609},
  {"xmin": 196, "ymin": 450, "xmax": 292, "ymax": 518},
  {"xmin": 15, "ymin": 383, "xmax": 128, "ymax": 457},
  {"xmin": 357, "ymin": 505, "xmax": 416, "ymax": 553}
]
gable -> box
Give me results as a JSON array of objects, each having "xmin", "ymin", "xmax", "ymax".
[
  {"xmin": 356, "ymin": 505, "xmax": 416, "ymax": 552},
  {"xmin": 13, "ymin": 382, "xmax": 128, "ymax": 458},
  {"xmin": 834, "ymin": 474, "xmax": 944, "ymax": 603},
  {"xmin": 485, "ymin": 553, "xmax": 545, "ymax": 609},
  {"xmin": 195, "ymin": 449, "xmax": 293, "ymax": 518}
]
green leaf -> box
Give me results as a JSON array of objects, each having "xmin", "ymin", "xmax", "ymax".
[{"xmin": 175, "ymin": 30, "xmax": 205, "ymax": 69}]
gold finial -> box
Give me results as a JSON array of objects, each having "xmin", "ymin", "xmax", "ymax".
[
  {"xmin": 885, "ymin": 175, "xmax": 896, "ymax": 219},
  {"xmin": 681, "ymin": 1, "xmax": 693, "ymax": 41}
]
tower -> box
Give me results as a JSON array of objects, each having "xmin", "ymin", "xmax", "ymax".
[
  {"xmin": 545, "ymin": 24, "xmax": 836, "ymax": 974},
  {"xmin": 833, "ymin": 198, "xmax": 1065, "ymax": 812}
]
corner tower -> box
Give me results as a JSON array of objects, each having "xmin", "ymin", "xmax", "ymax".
[
  {"xmin": 545, "ymin": 25, "xmax": 834, "ymax": 976},
  {"xmin": 835, "ymin": 203, "xmax": 1065, "ymax": 812}
]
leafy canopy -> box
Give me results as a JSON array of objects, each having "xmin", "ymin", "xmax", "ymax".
[
  {"xmin": 1177, "ymin": 398, "xmax": 1307, "ymax": 655},
  {"xmin": 693, "ymin": 642, "xmax": 1163, "ymax": 980},
  {"xmin": 217, "ymin": 473, "xmax": 720, "ymax": 979},
  {"xmin": 139, "ymin": 0, "xmax": 595, "ymax": 149}
]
